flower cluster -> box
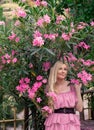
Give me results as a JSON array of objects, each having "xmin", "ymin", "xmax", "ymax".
[
  {"xmin": 1, "ymin": 51, "xmax": 17, "ymax": 64},
  {"xmin": 8, "ymin": 32, "xmax": 20, "ymax": 43}
]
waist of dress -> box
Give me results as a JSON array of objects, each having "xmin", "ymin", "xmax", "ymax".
[{"xmin": 54, "ymin": 107, "xmax": 75, "ymax": 114}]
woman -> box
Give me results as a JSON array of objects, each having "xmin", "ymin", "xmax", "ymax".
[{"xmin": 44, "ymin": 61, "xmax": 83, "ymax": 130}]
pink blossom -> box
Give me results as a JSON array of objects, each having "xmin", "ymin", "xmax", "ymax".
[
  {"xmin": 8, "ymin": 32, "xmax": 16, "ymax": 40},
  {"xmin": 16, "ymin": 83, "xmax": 29, "ymax": 93},
  {"xmin": 36, "ymin": 97, "xmax": 42, "ymax": 103},
  {"xmin": 14, "ymin": 20, "xmax": 20, "ymax": 26},
  {"xmin": 32, "ymin": 82, "xmax": 42, "ymax": 93},
  {"xmin": 44, "ymin": 33, "xmax": 58, "ymax": 41},
  {"xmin": 77, "ymin": 22, "xmax": 88, "ymax": 30},
  {"xmin": 15, "ymin": 37, "xmax": 20, "ymax": 42},
  {"xmin": 42, "ymin": 79, "xmax": 47, "ymax": 84},
  {"xmin": 29, "ymin": 63, "xmax": 33, "ymax": 68},
  {"xmin": 12, "ymin": 50, "xmax": 16, "ymax": 56},
  {"xmin": 43, "ymin": 14, "xmax": 51, "ymax": 24},
  {"xmin": 1, "ymin": 56, "xmax": 6, "ymax": 64},
  {"xmin": 36, "ymin": 75, "xmax": 43, "ymax": 81},
  {"xmin": 41, "ymin": 1, "xmax": 48, "ymax": 7},
  {"xmin": 28, "ymin": 89, "xmax": 35, "ymax": 99},
  {"xmin": 70, "ymin": 79, "xmax": 80, "ymax": 85},
  {"xmin": 77, "ymin": 70, "xmax": 92, "ymax": 85},
  {"xmin": 19, "ymin": 78, "xmax": 24, "ymax": 84},
  {"xmin": 16, "ymin": 8, "xmax": 27, "ymax": 18},
  {"xmin": 24, "ymin": 77, "xmax": 30, "ymax": 83},
  {"xmin": 32, "ymin": 36, "xmax": 44, "ymax": 47},
  {"xmin": 7, "ymin": 59, "xmax": 11, "ymax": 63},
  {"xmin": 56, "ymin": 15, "xmax": 65, "ymax": 24},
  {"xmin": 42, "ymin": 106, "xmax": 52, "ymax": 114},
  {"xmin": 70, "ymin": 63, "xmax": 75, "ymax": 67},
  {"xmin": 35, "ymin": 0, "xmax": 41, "ymax": 6},
  {"xmin": 0, "ymin": 21, "xmax": 5, "ymax": 25},
  {"xmin": 37, "ymin": 18, "xmax": 44, "ymax": 27},
  {"xmin": 76, "ymin": 42, "xmax": 90, "ymax": 50},
  {"xmin": 62, "ymin": 33, "xmax": 71, "ymax": 41},
  {"xmin": 21, "ymin": 0, "xmax": 26, "ymax": 2},
  {"xmin": 4, "ymin": 53, "xmax": 11, "ymax": 59},
  {"xmin": 90, "ymin": 21, "xmax": 94, "ymax": 26},
  {"xmin": 67, "ymin": 53, "xmax": 77, "ymax": 62},
  {"xmin": 12, "ymin": 58, "xmax": 17, "ymax": 63},
  {"xmin": 33, "ymin": 30, "xmax": 42, "ymax": 38},
  {"xmin": 42, "ymin": 61, "xmax": 51, "ymax": 71},
  {"xmin": 80, "ymin": 59, "xmax": 94, "ymax": 66}
]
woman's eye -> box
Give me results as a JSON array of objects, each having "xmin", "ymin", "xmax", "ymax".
[{"xmin": 64, "ymin": 68, "xmax": 67, "ymax": 71}]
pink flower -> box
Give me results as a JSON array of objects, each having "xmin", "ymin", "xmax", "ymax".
[
  {"xmin": 16, "ymin": 83, "xmax": 29, "ymax": 93},
  {"xmin": 0, "ymin": 21, "xmax": 5, "ymax": 25},
  {"xmin": 32, "ymin": 82, "xmax": 42, "ymax": 93},
  {"xmin": 70, "ymin": 79, "xmax": 80, "ymax": 85},
  {"xmin": 8, "ymin": 32, "xmax": 16, "ymax": 40},
  {"xmin": 4, "ymin": 53, "xmax": 11, "ymax": 59},
  {"xmin": 36, "ymin": 97, "xmax": 42, "ymax": 103},
  {"xmin": 35, "ymin": 0, "xmax": 41, "ymax": 6},
  {"xmin": 42, "ymin": 79, "xmax": 47, "ymax": 84},
  {"xmin": 29, "ymin": 63, "xmax": 33, "ymax": 68},
  {"xmin": 36, "ymin": 75, "xmax": 43, "ymax": 81},
  {"xmin": 56, "ymin": 15, "xmax": 65, "ymax": 24},
  {"xmin": 15, "ymin": 37, "xmax": 20, "ymax": 42},
  {"xmin": 24, "ymin": 77, "xmax": 30, "ymax": 83},
  {"xmin": 90, "ymin": 21, "xmax": 94, "ymax": 26},
  {"xmin": 1, "ymin": 56, "xmax": 6, "ymax": 64},
  {"xmin": 80, "ymin": 59, "xmax": 94, "ymax": 66},
  {"xmin": 44, "ymin": 33, "xmax": 58, "ymax": 41},
  {"xmin": 62, "ymin": 33, "xmax": 71, "ymax": 41},
  {"xmin": 32, "ymin": 36, "xmax": 44, "ymax": 47},
  {"xmin": 77, "ymin": 22, "xmax": 88, "ymax": 30},
  {"xmin": 42, "ymin": 61, "xmax": 51, "ymax": 71},
  {"xmin": 7, "ymin": 59, "xmax": 11, "ymax": 63},
  {"xmin": 67, "ymin": 53, "xmax": 77, "ymax": 62},
  {"xmin": 33, "ymin": 30, "xmax": 42, "ymax": 38},
  {"xmin": 37, "ymin": 18, "xmax": 44, "ymax": 27},
  {"xmin": 41, "ymin": 1, "xmax": 48, "ymax": 7},
  {"xmin": 77, "ymin": 70, "xmax": 92, "ymax": 85},
  {"xmin": 19, "ymin": 78, "xmax": 24, "ymax": 84},
  {"xmin": 42, "ymin": 106, "xmax": 52, "ymax": 114},
  {"xmin": 12, "ymin": 58, "xmax": 17, "ymax": 63},
  {"xmin": 12, "ymin": 50, "xmax": 16, "ymax": 56},
  {"xmin": 14, "ymin": 20, "xmax": 20, "ymax": 26},
  {"xmin": 16, "ymin": 8, "xmax": 27, "ymax": 18},
  {"xmin": 37, "ymin": 14, "xmax": 51, "ymax": 27},
  {"xmin": 28, "ymin": 89, "xmax": 35, "ymax": 99},
  {"xmin": 21, "ymin": 0, "xmax": 26, "ymax": 2},
  {"xmin": 76, "ymin": 42, "xmax": 90, "ymax": 50},
  {"xmin": 43, "ymin": 14, "xmax": 51, "ymax": 24}
]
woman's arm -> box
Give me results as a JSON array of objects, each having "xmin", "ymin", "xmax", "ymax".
[{"xmin": 74, "ymin": 83, "xmax": 83, "ymax": 112}]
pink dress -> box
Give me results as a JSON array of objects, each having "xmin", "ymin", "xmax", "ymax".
[{"xmin": 44, "ymin": 86, "xmax": 81, "ymax": 130}]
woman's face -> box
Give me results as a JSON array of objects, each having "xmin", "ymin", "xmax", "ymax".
[{"xmin": 57, "ymin": 64, "xmax": 68, "ymax": 80}]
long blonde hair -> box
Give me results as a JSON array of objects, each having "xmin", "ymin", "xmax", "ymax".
[{"xmin": 47, "ymin": 61, "xmax": 68, "ymax": 110}]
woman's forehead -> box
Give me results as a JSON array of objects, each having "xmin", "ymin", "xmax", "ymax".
[{"xmin": 58, "ymin": 63, "xmax": 67, "ymax": 68}]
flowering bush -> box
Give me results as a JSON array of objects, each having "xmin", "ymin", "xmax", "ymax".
[{"xmin": 0, "ymin": 0, "xmax": 94, "ymax": 129}]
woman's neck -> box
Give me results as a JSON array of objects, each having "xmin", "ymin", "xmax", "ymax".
[{"xmin": 56, "ymin": 79, "xmax": 66, "ymax": 86}]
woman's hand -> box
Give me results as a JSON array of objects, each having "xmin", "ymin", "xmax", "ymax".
[{"xmin": 74, "ymin": 83, "xmax": 82, "ymax": 92}]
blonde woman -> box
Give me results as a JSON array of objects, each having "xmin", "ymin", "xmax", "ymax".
[{"xmin": 44, "ymin": 61, "xmax": 83, "ymax": 130}]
